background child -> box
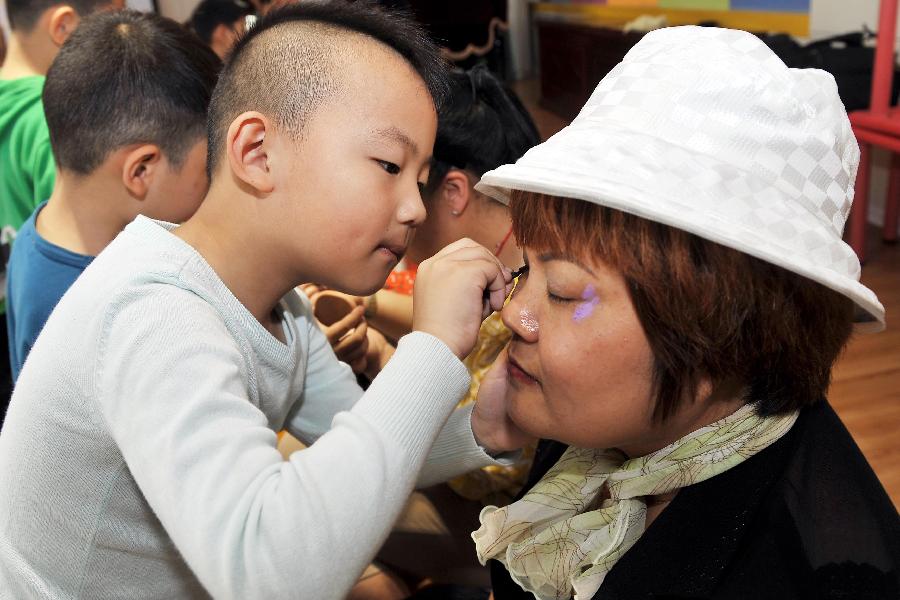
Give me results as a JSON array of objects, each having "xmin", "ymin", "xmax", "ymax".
[
  {"xmin": 5, "ymin": 9, "xmax": 220, "ymax": 381},
  {"xmin": 0, "ymin": 4, "xmax": 523, "ymax": 598},
  {"xmin": 0, "ymin": 0, "xmax": 122, "ymax": 404},
  {"xmin": 188, "ymin": 0, "xmax": 253, "ymax": 60}
]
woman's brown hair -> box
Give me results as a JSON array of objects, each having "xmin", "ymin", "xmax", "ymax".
[{"xmin": 510, "ymin": 191, "xmax": 855, "ymax": 421}]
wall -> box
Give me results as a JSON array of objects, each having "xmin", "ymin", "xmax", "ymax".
[{"xmin": 156, "ymin": 0, "xmax": 202, "ymax": 23}]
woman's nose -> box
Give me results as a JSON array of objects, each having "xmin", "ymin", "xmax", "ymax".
[{"xmin": 501, "ymin": 287, "xmax": 539, "ymax": 342}]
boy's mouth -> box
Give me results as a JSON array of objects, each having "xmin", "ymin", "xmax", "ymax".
[{"xmin": 377, "ymin": 243, "xmax": 407, "ymax": 263}]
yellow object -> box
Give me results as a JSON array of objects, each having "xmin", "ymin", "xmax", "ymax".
[
  {"xmin": 448, "ymin": 312, "xmax": 535, "ymax": 506},
  {"xmin": 533, "ymin": 2, "xmax": 809, "ymax": 37}
]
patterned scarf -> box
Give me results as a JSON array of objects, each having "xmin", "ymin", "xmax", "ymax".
[{"xmin": 472, "ymin": 403, "xmax": 798, "ymax": 600}]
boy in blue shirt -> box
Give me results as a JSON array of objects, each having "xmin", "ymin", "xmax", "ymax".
[
  {"xmin": 0, "ymin": 0, "xmax": 124, "ymax": 409},
  {"xmin": 5, "ymin": 10, "xmax": 220, "ymax": 380}
]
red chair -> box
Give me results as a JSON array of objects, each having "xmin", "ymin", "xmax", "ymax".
[{"xmin": 848, "ymin": 0, "xmax": 900, "ymax": 262}]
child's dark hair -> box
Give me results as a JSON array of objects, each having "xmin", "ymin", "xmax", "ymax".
[
  {"xmin": 189, "ymin": 0, "xmax": 253, "ymax": 46},
  {"xmin": 6, "ymin": 0, "xmax": 110, "ymax": 31},
  {"xmin": 43, "ymin": 10, "xmax": 221, "ymax": 175},
  {"xmin": 206, "ymin": 0, "xmax": 449, "ymax": 177},
  {"xmin": 426, "ymin": 65, "xmax": 540, "ymax": 195}
]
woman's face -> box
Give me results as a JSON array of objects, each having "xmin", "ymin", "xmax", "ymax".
[{"xmin": 503, "ymin": 246, "xmax": 695, "ymax": 455}]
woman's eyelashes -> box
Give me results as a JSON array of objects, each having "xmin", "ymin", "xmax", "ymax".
[{"xmin": 547, "ymin": 291, "xmax": 573, "ymax": 304}]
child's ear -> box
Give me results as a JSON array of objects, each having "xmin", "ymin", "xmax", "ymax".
[
  {"xmin": 227, "ymin": 112, "xmax": 275, "ymax": 194},
  {"xmin": 122, "ymin": 145, "xmax": 163, "ymax": 200},
  {"xmin": 442, "ymin": 169, "xmax": 472, "ymax": 217},
  {"xmin": 47, "ymin": 7, "xmax": 80, "ymax": 47}
]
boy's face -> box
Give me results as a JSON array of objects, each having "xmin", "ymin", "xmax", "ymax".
[
  {"xmin": 145, "ymin": 140, "xmax": 209, "ymax": 224},
  {"xmin": 270, "ymin": 48, "xmax": 437, "ymax": 296}
]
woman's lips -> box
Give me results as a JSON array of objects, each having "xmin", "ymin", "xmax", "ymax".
[{"xmin": 508, "ymin": 353, "xmax": 539, "ymax": 386}]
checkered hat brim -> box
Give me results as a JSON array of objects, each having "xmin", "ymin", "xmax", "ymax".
[{"xmin": 477, "ymin": 26, "xmax": 884, "ymax": 331}]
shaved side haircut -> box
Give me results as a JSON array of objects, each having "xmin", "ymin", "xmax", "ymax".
[
  {"xmin": 206, "ymin": 0, "xmax": 448, "ymax": 177},
  {"xmin": 7, "ymin": 0, "xmax": 111, "ymax": 31}
]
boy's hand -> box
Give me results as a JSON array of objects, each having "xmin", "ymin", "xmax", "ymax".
[
  {"xmin": 324, "ymin": 306, "xmax": 369, "ymax": 374},
  {"xmin": 471, "ymin": 349, "xmax": 536, "ymax": 454},
  {"xmin": 413, "ymin": 239, "xmax": 513, "ymax": 359}
]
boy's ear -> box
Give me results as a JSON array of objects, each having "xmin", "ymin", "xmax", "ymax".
[
  {"xmin": 122, "ymin": 144, "xmax": 163, "ymax": 200},
  {"xmin": 442, "ymin": 169, "xmax": 472, "ymax": 217},
  {"xmin": 47, "ymin": 7, "xmax": 80, "ymax": 47},
  {"xmin": 227, "ymin": 112, "xmax": 275, "ymax": 194}
]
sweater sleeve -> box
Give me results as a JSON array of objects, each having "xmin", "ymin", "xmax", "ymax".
[
  {"xmin": 96, "ymin": 287, "xmax": 475, "ymax": 599},
  {"xmin": 284, "ymin": 296, "xmax": 502, "ymax": 487}
]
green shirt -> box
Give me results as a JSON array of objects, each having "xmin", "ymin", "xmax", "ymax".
[{"xmin": 0, "ymin": 76, "xmax": 57, "ymax": 311}]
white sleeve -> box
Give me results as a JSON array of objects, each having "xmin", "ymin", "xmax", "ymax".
[
  {"xmin": 282, "ymin": 296, "xmax": 364, "ymax": 445},
  {"xmin": 96, "ymin": 288, "xmax": 471, "ymax": 600},
  {"xmin": 284, "ymin": 295, "xmax": 505, "ymax": 487}
]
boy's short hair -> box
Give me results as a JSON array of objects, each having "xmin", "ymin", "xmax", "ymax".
[
  {"xmin": 511, "ymin": 191, "xmax": 855, "ymax": 421},
  {"xmin": 7, "ymin": 0, "xmax": 110, "ymax": 31},
  {"xmin": 189, "ymin": 0, "xmax": 253, "ymax": 46},
  {"xmin": 43, "ymin": 10, "xmax": 221, "ymax": 176},
  {"xmin": 206, "ymin": 0, "xmax": 448, "ymax": 177}
]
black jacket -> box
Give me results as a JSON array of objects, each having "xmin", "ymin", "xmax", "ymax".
[{"xmin": 490, "ymin": 400, "xmax": 900, "ymax": 599}]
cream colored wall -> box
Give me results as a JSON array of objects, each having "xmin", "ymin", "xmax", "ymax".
[{"xmin": 156, "ymin": 0, "xmax": 203, "ymax": 23}]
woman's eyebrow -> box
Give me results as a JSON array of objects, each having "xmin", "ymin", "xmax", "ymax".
[{"xmin": 537, "ymin": 251, "xmax": 596, "ymax": 276}]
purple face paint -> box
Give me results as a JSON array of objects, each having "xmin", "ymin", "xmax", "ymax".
[
  {"xmin": 573, "ymin": 285, "xmax": 600, "ymax": 322},
  {"xmin": 520, "ymin": 308, "xmax": 539, "ymax": 334}
]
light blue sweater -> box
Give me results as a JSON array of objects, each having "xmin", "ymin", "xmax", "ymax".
[{"xmin": 0, "ymin": 216, "xmax": 496, "ymax": 599}]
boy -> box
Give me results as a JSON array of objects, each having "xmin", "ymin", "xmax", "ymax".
[
  {"xmin": 5, "ymin": 10, "xmax": 220, "ymax": 380},
  {"xmin": 0, "ymin": 3, "xmax": 525, "ymax": 599},
  {"xmin": 0, "ymin": 0, "xmax": 122, "ymax": 401},
  {"xmin": 188, "ymin": 0, "xmax": 253, "ymax": 60}
]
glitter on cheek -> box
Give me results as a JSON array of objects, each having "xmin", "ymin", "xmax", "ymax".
[
  {"xmin": 573, "ymin": 285, "xmax": 600, "ymax": 323},
  {"xmin": 520, "ymin": 308, "xmax": 539, "ymax": 334}
]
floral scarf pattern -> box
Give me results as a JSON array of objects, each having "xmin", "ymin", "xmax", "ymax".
[{"xmin": 472, "ymin": 403, "xmax": 799, "ymax": 600}]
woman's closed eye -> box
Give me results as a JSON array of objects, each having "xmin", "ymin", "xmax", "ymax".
[{"xmin": 547, "ymin": 290, "xmax": 574, "ymax": 304}]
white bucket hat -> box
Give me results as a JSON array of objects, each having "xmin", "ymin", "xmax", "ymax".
[{"xmin": 477, "ymin": 26, "xmax": 885, "ymax": 332}]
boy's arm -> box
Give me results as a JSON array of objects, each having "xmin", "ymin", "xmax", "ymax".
[
  {"xmin": 98, "ymin": 287, "xmax": 474, "ymax": 600},
  {"xmin": 284, "ymin": 295, "xmax": 502, "ymax": 485}
]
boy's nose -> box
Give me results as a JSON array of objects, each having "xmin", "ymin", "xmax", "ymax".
[{"xmin": 398, "ymin": 187, "xmax": 427, "ymax": 227}]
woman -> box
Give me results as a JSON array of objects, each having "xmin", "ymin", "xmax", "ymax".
[{"xmin": 465, "ymin": 26, "xmax": 899, "ymax": 600}]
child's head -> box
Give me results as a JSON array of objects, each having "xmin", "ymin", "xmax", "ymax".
[
  {"xmin": 189, "ymin": 0, "xmax": 253, "ymax": 60},
  {"xmin": 204, "ymin": 1, "xmax": 448, "ymax": 295},
  {"xmin": 6, "ymin": 1, "xmax": 123, "ymax": 72},
  {"xmin": 408, "ymin": 65, "xmax": 540, "ymax": 264},
  {"xmin": 7, "ymin": 1, "xmax": 118, "ymax": 31},
  {"xmin": 43, "ymin": 10, "xmax": 221, "ymax": 223}
]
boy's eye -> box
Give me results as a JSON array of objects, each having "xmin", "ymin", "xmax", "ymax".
[{"xmin": 377, "ymin": 160, "xmax": 401, "ymax": 175}]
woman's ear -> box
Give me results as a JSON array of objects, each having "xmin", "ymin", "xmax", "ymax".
[
  {"xmin": 442, "ymin": 169, "xmax": 473, "ymax": 217},
  {"xmin": 47, "ymin": 7, "xmax": 80, "ymax": 47},
  {"xmin": 226, "ymin": 112, "xmax": 275, "ymax": 194},
  {"xmin": 122, "ymin": 144, "xmax": 163, "ymax": 200}
]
